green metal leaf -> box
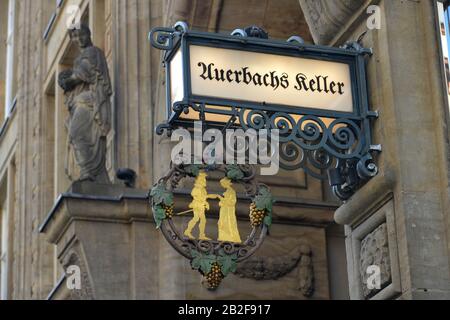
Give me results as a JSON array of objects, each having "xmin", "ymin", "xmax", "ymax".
[
  {"xmin": 255, "ymin": 187, "xmax": 274, "ymax": 212},
  {"xmin": 190, "ymin": 251, "xmax": 216, "ymax": 274},
  {"xmin": 190, "ymin": 251, "xmax": 202, "ymax": 272},
  {"xmin": 150, "ymin": 183, "xmax": 173, "ymax": 206},
  {"xmin": 190, "ymin": 251, "xmax": 201, "ymax": 270},
  {"xmin": 217, "ymin": 253, "xmax": 238, "ymax": 276},
  {"xmin": 263, "ymin": 215, "xmax": 272, "ymax": 228},
  {"xmin": 200, "ymin": 254, "xmax": 216, "ymax": 274},
  {"xmin": 185, "ymin": 164, "xmax": 201, "ymax": 177},
  {"xmin": 152, "ymin": 205, "xmax": 166, "ymax": 229},
  {"xmin": 226, "ymin": 165, "xmax": 244, "ymax": 181},
  {"xmin": 191, "ymin": 260, "xmax": 200, "ymax": 270},
  {"xmin": 190, "ymin": 250, "xmax": 200, "ymax": 259}
]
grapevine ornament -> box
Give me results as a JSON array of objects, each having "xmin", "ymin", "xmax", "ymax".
[{"xmin": 148, "ymin": 164, "xmax": 275, "ymax": 290}]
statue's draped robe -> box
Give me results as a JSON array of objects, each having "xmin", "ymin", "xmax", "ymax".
[
  {"xmin": 65, "ymin": 46, "xmax": 112, "ymax": 183},
  {"xmin": 218, "ymin": 188, "xmax": 241, "ymax": 243}
]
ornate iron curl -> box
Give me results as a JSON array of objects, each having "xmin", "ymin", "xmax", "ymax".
[
  {"xmin": 148, "ymin": 21, "xmax": 189, "ymax": 51},
  {"xmin": 341, "ymin": 40, "xmax": 373, "ymax": 56},
  {"xmin": 231, "ymin": 28, "xmax": 247, "ymax": 37},
  {"xmin": 287, "ymin": 35, "xmax": 305, "ymax": 46},
  {"xmin": 237, "ymin": 108, "xmax": 379, "ymax": 199}
]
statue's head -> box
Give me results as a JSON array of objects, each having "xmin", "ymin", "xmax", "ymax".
[
  {"xmin": 68, "ymin": 23, "xmax": 92, "ymax": 49},
  {"xmin": 196, "ymin": 171, "xmax": 207, "ymax": 186},
  {"xmin": 220, "ymin": 177, "xmax": 232, "ymax": 189}
]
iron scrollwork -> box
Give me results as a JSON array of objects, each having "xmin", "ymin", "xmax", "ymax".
[
  {"xmin": 159, "ymin": 102, "xmax": 380, "ymax": 200},
  {"xmin": 238, "ymin": 108, "xmax": 380, "ymax": 198},
  {"xmin": 148, "ymin": 21, "xmax": 188, "ymax": 51}
]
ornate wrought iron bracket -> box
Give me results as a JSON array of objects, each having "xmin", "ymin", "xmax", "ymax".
[
  {"xmin": 148, "ymin": 21, "xmax": 188, "ymax": 51},
  {"xmin": 149, "ymin": 22, "xmax": 381, "ymax": 201}
]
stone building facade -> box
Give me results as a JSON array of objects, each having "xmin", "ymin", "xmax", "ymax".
[{"xmin": 0, "ymin": 0, "xmax": 449, "ymax": 300}]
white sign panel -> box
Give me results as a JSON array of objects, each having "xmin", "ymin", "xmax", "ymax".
[
  {"xmin": 189, "ymin": 45, "xmax": 354, "ymax": 113},
  {"xmin": 170, "ymin": 49, "xmax": 184, "ymax": 106}
]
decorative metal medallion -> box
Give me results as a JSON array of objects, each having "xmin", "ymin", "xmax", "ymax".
[
  {"xmin": 149, "ymin": 164, "xmax": 274, "ymax": 289},
  {"xmin": 149, "ymin": 22, "xmax": 381, "ymax": 201}
]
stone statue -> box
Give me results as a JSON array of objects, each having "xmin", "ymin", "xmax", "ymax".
[{"xmin": 58, "ymin": 24, "xmax": 112, "ymax": 183}]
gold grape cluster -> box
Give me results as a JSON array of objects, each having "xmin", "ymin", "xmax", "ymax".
[
  {"xmin": 163, "ymin": 204, "xmax": 174, "ymax": 218},
  {"xmin": 205, "ymin": 263, "xmax": 224, "ymax": 289},
  {"xmin": 250, "ymin": 202, "xmax": 267, "ymax": 227}
]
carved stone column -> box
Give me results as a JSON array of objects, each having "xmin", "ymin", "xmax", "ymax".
[{"xmin": 332, "ymin": 0, "xmax": 450, "ymax": 300}]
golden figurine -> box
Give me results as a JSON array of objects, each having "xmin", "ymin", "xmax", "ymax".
[
  {"xmin": 182, "ymin": 173, "xmax": 241, "ymax": 243},
  {"xmin": 184, "ymin": 171, "xmax": 217, "ymax": 240},
  {"xmin": 216, "ymin": 178, "xmax": 242, "ymax": 243}
]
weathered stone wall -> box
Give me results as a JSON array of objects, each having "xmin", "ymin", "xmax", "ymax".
[
  {"xmin": 11, "ymin": 0, "xmax": 55, "ymax": 299},
  {"xmin": 7, "ymin": 0, "xmax": 450, "ymax": 300}
]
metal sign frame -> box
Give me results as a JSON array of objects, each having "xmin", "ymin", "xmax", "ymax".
[{"xmin": 149, "ymin": 22, "xmax": 381, "ymax": 200}]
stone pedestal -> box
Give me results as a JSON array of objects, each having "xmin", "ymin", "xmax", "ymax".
[{"xmin": 39, "ymin": 182, "xmax": 157, "ymax": 300}]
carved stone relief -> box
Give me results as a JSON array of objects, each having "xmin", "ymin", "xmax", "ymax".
[
  {"xmin": 359, "ymin": 223, "xmax": 391, "ymax": 299},
  {"xmin": 235, "ymin": 243, "xmax": 314, "ymax": 297},
  {"xmin": 347, "ymin": 199, "xmax": 401, "ymax": 300},
  {"xmin": 61, "ymin": 245, "xmax": 95, "ymax": 300}
]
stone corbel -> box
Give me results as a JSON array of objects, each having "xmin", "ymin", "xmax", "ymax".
[
  {"xmin": 299, "ymin": 0, "xmax": 368, "ymax": 45},
  {"xmin": 334, "ymin": 168, "xmax": 395, "ymax": 226}
]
